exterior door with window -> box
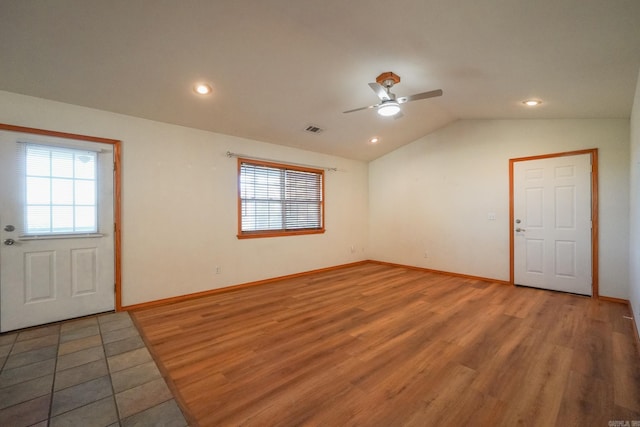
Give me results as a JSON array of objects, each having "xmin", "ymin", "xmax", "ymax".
[{"xmin": 0, "ymin": 130, "xmax": 115, "ymax": 332}]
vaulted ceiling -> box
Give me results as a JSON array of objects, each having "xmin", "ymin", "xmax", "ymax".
[{"xmin": 1, "ymin": 0, "xmax": 639, "ymax": 161}]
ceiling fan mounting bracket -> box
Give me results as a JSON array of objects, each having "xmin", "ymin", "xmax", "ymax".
[{"xmin": 376, "ymin": 72, "xmax": 401, "ymax": 88}]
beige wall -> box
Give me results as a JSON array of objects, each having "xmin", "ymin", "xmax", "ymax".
[
  {"xmin": 369, "ymin": 119, "xmax": 630, "ymax": 299},
  {"xmin": 629, "ymin": 68, "xmax": 640, "ymax": 332},
  {"xmin": 1, "ymin": 90, "xmax": 633, "ymax": 305},
  {"xmin": 0, "ymin": 91, "xmax": 369, "ymax": 306}
]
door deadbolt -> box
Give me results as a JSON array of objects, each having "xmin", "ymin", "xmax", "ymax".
[{"xmin": 3, "ymin": 225, "xmax": 15, "ymax": 232}]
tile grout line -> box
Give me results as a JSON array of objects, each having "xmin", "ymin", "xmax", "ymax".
[
  {"xmin": 99, "ymin": 314, "xmax": 123, "ymax": 426},
  {"xmin": 0, "ymin": 333, "xmax": 16, "ymax": 372},
  {"xmin": 45, "ymin": 315, "xmax": 117, "ymax": 425},
  {"xmin": 47, "ymin": 324, "xmax": 61, "ymax": 427}
]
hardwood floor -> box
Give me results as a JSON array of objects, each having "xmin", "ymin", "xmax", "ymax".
[{"xmin": 132, "ymin": 263, "xmax": 640, "ymax": 426}]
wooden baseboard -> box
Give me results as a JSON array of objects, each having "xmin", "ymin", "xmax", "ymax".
[
  {"xmin": 122, "ymin": 260, "xmax": 369, "ymax": 312},
  {"xmin": 125, "ymin": 259, "xmax": 628, "ymax": 314},
  {"xmin": 122, "ymin": 259, "xmax": 511, "ymax": 312},
  {"xmin": 367, "ymin": 260, "xmax": 512, "ymax": 285},
  {"xmin": 628, "ymin": 302, "xmax": 640, "ymax": 358},
  {"xmin": 598, "ymin": 295, "xmax": 629, "ymax": 304},
  {"xmin": 599, "ymin": 296, "xmax": 640, "ymax": 356}
]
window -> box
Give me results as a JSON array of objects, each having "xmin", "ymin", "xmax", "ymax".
[
  {"xmin": 24, "ymin": 144, "xmax": 98, "ymax": 235},
  {"xmin": 238, "ymin": 159, "xmax": 324, "ymax": 238}
]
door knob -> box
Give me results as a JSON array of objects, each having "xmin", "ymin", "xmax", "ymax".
[
  {"xmin": 515, "ymin": 228, "xmax": 526, "ymax": 232},
  {"xmin": 3, "ymin": 238, "xmax": 15, "ymax": 245}
]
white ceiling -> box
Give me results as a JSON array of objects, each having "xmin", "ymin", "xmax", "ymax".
[{"xmin": 1, "ymin": 0, "xmax": 639, "ymax": 161}]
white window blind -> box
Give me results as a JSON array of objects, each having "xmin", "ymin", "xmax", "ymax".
[
  {"xmin": 239, "ymin": 160, "xmax": 324, "ymax": 236},
  {"xmin": 24, "ymin": 144, "xmax": 98, "ymax": 235}
]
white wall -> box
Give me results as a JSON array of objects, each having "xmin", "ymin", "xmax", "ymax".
[
  {"xmin": 0, "ymin": 91, "xmax": 369, "ymax": 306},
  {"xmin": 369, "ymin": 119, "xmax": 630, "ymax": 299},
  {"xmin": 629, "ymin": 68, "xmax": 640, "ymax": 333}
]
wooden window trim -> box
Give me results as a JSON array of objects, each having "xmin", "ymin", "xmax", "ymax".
[{"xmin": 237, "ymin": 158, "xmax": 325, "ymax": 239}]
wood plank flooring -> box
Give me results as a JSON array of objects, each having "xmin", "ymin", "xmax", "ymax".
[{"xmin": 132, "ymin": 263, "xmax": 640, "ymax": 426}]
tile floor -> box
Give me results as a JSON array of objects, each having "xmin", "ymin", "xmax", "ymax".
[{"xmin": 0, "ymin": 311, "xmax": 188, "ymax": 426}]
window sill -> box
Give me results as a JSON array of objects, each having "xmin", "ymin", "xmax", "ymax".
[
  {"xmin": 19, "ymin": 233, "xmax": 105, "ymax": 241},
  {"xmin": 237, "ymin": 229, "xmax": 325, "ymax": 239}
]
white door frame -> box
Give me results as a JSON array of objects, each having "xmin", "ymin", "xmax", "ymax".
[
  {"xmin": 509, "ymin": 149, "xmax": 599, "ymax": 297},
  {"xmin": 0, "ymin": 123, "xmax": 123, "ymax": 311}
]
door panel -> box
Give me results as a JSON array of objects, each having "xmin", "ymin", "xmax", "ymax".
[
  {"xmin": 71, "ymin": 248, "xmax": 98, "ymax": 295},
  {"xmin": 555, "ymin": 240, "xmax": 576, "ymax": 277},
  {"xmin": 513, "ymin": 154, "xmax": 592, "ymax": 295},
  {"xmin": 0, "ymin": 130, "xmax": 115, "ymax": 332},
  {"xmin": 25, "ymin": 251, "xmax": 56, "ymax": 301},
  {"xmin": 525, "ymin": 239, "xmax": 544, "ymax": 274},
  {"xmin": 525, "ymin": 187, "xmax": 543, "ymax": 226}
]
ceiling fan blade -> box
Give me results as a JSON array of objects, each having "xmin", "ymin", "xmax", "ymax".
[
  {"xmin": 368, "ymin": 82, "xmax": 391, "ymax": 101},
  {"xmin": 397, "ymin": 89, "xmax": 443, "ymax": 104},
  {"xmin": 343, "ymin": 104, "xmax": 379, "ymax": 114}
]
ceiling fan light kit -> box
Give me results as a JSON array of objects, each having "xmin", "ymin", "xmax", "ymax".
[
  {"xmin": 343, "ymin": 71, "xmax": 443, "ymax": 117},
  {"xmin": 377, "ymin": 101, "xmax": 401, "ymax": 117}
]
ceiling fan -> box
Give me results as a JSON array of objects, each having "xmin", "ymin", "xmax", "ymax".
[{"xmin": 343, "ymin": 72, "xmax": 443, "ymax": 117}]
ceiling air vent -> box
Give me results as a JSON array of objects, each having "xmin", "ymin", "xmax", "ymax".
[{"xmin": 304, "ymin": 125, "xmax": 324, "ymax": 134}]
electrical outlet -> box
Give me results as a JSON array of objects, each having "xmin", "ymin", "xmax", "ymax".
[
  {"xmin": 424, "ymin": 252, "xmax": 428, "ymax": 259},
  {"xmin": 488, "ymin": 213, "xmax": 496, "ymax": 221},
  {"xmin": 215, "ymin": 266, "xmax": 221, "ymax": 274},
  {"xmin": 350, "ymin": 245, "xmax": 356, "ymax": 253}
]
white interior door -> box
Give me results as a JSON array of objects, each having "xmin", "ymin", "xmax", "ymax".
[
  {"xmin": 0, "ymin": 130, "xmax": 115, "ymax": 332},
  {"xmin": 513, "ymin": 154, "xmax": 592, "ymax": 295}
]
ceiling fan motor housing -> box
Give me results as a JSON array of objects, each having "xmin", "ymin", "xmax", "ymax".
[{"xmin": 376, "ymin": 72, "xmax": 401, "ymax": 88}]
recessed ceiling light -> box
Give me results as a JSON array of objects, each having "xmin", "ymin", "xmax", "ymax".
[
  {"xmin": 369, "ymin": 137, "xmax": 379, "ymax": 144},
  {"xmin": 194, "ymin": 83, "xmax": 212, "ymax": 95},
  {"xmin": 523, "ymin": 99, "xmax": 542, "ymax": 106}
]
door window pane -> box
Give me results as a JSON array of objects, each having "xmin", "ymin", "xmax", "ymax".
[
  {"xmin": 75, "ymin": 206, "xmax": 96, "ymax": 231},
  {"xmin": 52, "ymin": 206, "xmax": 74, "ymax": 232},
  {"xmin": 51, "ymin": 151, "xmax": 74, "ymax": 178},
  {"xmin": 26, "ymin": 177, "xmax": 51, "ymax": 204},
  {"xmin": 26, "ymin": 206, "xmax": 51, "ymax": 233},
  {"xmin": 75, "ymin": 180, "xmax": 96, "ymax": 205},
  {"xmin": 51, "ymin": 179, "xmax": 73, "ymax": 204},
  {"xmin": 26, "ymin": 147, "xmax": 51, "ymax": 176},
  {"xmin": 74, "ymin": 154, "xmax": 96, "ymax": 179}
]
